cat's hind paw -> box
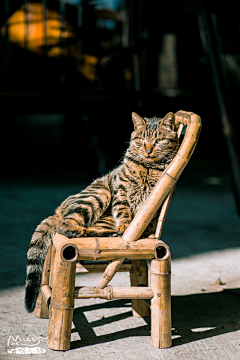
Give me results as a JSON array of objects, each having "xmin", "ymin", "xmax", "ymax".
[{"xmin": 56, "ymin": 220, "xmax": 86, "ymax": 238}]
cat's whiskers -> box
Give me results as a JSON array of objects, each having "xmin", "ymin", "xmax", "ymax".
[
  {"xmin": 134, "ymin": 154, "xmax": 144, "ymax": 162},
  {"xmin": 128, "ymin": 152, "xmax": 143, "ymax": 164},
  {"xmin": 157, "ymin": 154, "xmax": 170, "ymax": 161}
]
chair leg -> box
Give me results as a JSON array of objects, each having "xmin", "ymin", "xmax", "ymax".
[
  {"xmin": 47, "ymin": 248, "xmax": 76, "ymax": 351},
  {"xmin": 35, "ymin": 244, "xmax": 52, "ymax": 319},
  {"xmin": 130, "ymin": 260, "xmax": 150, "ymax": 317},
  {"xmin": 150, "ymin": 258, "xmax": 172, "ymax": 348},
  {"xmin": 35, "ymin": 292, "xmax": 49, "ymax": 319}
]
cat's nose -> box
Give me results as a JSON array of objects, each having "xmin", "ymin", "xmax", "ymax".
[{"xmin": 146, "ymin": 147, "xmax": 152, "ymax": 154}]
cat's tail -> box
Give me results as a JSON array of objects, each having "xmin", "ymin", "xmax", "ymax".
[{"xmin": 25, "ymin": 215, "xmax": 58, "ymax": 313}]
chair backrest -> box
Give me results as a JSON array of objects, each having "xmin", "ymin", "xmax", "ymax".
[
  {"xmin": 96, "ymin": 110, "xmax": 201, "ymax": 290},
  {"xmin": 154, "ymin": 122, "xmax": 184, "ymax": 240}
]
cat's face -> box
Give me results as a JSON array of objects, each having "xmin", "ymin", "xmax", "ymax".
[{"xmin": 130, "ymin": 112, "xmax": 179, "ymax": 163}]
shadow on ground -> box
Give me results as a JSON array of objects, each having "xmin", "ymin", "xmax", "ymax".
[{"xmin": 70, "ymin": 288, "xmax": 240, "ymax": 350}]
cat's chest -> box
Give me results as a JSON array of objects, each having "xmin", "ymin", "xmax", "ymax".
[
  {"xmin": 128, "ymin": 168, "xmax": 162, "ymax": 213},
  {"xmin": 137, "ymin": 168, "xmax": 160, "ymax": 188}
]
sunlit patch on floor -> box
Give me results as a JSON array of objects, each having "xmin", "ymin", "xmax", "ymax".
[
  {"xmin": 172, "ymin": 327, "xmax": 181, "ymax": 339},
  {"xmin": 191, "ymin": 327, "xmax": 216, "ymax": 332},
  {"xmin": 71, "ymin": 329, "xmax": 81, "ymax": 341}
]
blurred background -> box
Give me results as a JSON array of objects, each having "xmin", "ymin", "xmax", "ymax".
[
  {"xmin": 1, "ymin": 3, "xmax": 240, "ymax": 347},
  {"xmin": 0, "ymin": 0, "xmax": 240, "ymax": 207}
]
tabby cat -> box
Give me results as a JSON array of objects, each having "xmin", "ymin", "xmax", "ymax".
[{"xmin": 25, "ymin": 111, "xmax": 179, "ymax": 313}]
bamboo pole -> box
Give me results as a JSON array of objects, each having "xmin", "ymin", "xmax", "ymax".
[
  {"xmin": 154, "ymin": 119, "xmax": 183, "ymax": 240},
  {"xmin": 96, "ymin": 111, "xmax": 201, "ymax": 289},
  {"xmin": 130, "ymin": 260, "xmax": 150, "ymax": 317},
  {"xmin": 150, "ymin": 256, "xmax": 171, "ymax": 348},
  {"xmin": 47, "ymin": 249, "xmax": 76, "ymax": 351},
  {"xmin": 49, "ymin": 245, "xmax": 56, "ymax": 289},
  {"xmin": 35, "ymin": 292, "xmax": 49, "ymax": 319},
  {"xmin": 143, "ymin": 299, "xmax": 151, "ymax": 308},
  {"xmin": 74, "ymin": 286, "xmax": 154, "ymax": 300},
  {"xmin": 76, "ymin": 262, "xmax": 133, "ymax": 273},
  {"xmin": 35, "ymin": 244, "xmax": 52, "ymax": 319},
  {"xmin": 177, "ymin": 123, "xmax": 184, "ymax": 138},
  {"xmin": 97, "ymin": 258, "xmax": 124, "ymax": 288},
  {"xmin": 96, "ymin": 243, "xmax": 169, "ymax": 288},
  {"xmin": 155, "ymin": 188, "xmax": 175, "ymax": 239},
  {"xmin": 41, "ymin": 285, "xmax": 52, "ymax": 308},
  {"xmin": 53, "ymin": 233, "xmax": 165, "ymax": 261}
]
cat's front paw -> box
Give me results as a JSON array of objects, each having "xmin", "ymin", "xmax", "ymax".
[
  {"xmin": 148, "ymin": 234, "xmax": 156, "ymax": 239},
  {"xmin": 56, "ymin": 219, "xmax": 86, "ymax": 238},
  {"xmin": 117, "ymin": 224, "xmax": 129, "ymax": 235}
]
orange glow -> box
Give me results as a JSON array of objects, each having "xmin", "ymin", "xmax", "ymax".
[
  {"xmin": 80, "ymin": 53, "xmax": 98, "ymax": 81},
  {"xmin": 1, "ymin": 2, "xmax": 76, "ymax": 56}
]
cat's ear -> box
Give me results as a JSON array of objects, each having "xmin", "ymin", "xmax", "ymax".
[
  {"xmin": 132, "ymin": 112, "xmax": 146, "ymax": 130},
  {"xmin": 162, "ymin": 112, "xmax": 175, "ymax": 129}
]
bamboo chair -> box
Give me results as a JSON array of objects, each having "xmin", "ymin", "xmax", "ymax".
[{"xmin": 35, "ymin": 110, "xmax": 201, "ymax": 351}]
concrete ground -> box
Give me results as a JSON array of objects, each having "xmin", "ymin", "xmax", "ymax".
[{"xmin": 1, "ymin": 160, "xmax": 240, "ymax": 359}]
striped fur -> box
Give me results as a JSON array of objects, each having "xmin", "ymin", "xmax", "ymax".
[{"xmin": 25, "ymin": 112, "xmax": 179, "ymax": 312}]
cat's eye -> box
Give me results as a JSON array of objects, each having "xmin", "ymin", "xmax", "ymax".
[
  {"xmin": 162, "ymin": 139, "xmax": 169, "ymax": 144},
  {"xmin": 138, "ymin": 138, "xmax": 144, "ymax": 143},
  {"xmin": 156, "ymin": 139, "xmax": 169, "ymax": 145}
]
